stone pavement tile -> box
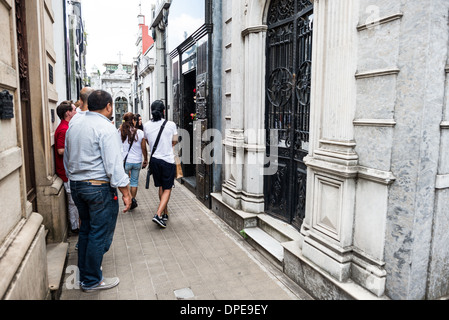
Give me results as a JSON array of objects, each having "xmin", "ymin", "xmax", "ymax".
[
  {"xmin": 99, "ymin": 289, "xmax": 119, "ymax": 300},
  {"xmin": 141, "ymin": 242, "xmax": 158, "ymax": 255},
  {"xmin": 116, "ymin": 277, "xmax": 135, "ymax": 292},
  {"xmin": 174, "ymin": 277, "xmax": 193, "ymax": 290},
  {"xmin": 190, "ymin": 282, "xmax": 213, "ymax": 297},
  {"xmin": 151, "ymin": 271, "xmax": 170, "ymax": 285},
  {"xmin": 171, "ymin": 277, "xmax": 191, "ymax": 291},
  {"xmin": 61, "ymin": 287, "xmax": 81, "ymax": 300},
  {"xmin": 231, "ymin": 286, "xmax": 255, "ymax": 300},
  {"xmin": 118, "ymin": 288, "xmax": 138, "ymax": 300},
  {"xmin": 152, "ymin": 280, "xmax": 175, "ymax": 296},
  {"xmin": 156, "ymin": 289, "xmax": 176, "ymax": 300},
  {"xmin": 133, "ymin": 270, "xmax": 151, "ymax": 284},
  {"xmin": 136, "ymin": 286, "xmax": 157, "ymax": 300},
  {"xmin": 79, "ymin": 292, "xmax": 100, "ymax": 300},
  {"xmin": 196, "ymin": 293, "xmax": 217, "ymax": 300},
  {"xmin": 164, "ymin": 263, "xmax": 183, "ymax": 275},
  {"xmin": 212, "ymin": 289, "xmax": 235, "ymax": 300}
]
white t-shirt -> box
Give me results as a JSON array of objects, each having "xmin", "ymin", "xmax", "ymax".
[
  {"xmin": 121, "ymin": 129, "xmax": 145, "ymax": 164},
  {"xmin": 143, "ymin": 119, "xmax": 178, "ymax": 164}
]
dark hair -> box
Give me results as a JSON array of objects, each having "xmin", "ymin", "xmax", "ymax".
[
  {"xmin": 151, "ymin": 100, "xmax": 165, "ymax": 122},
  {"xmin": 56, "ymin": 100, "xmax": 74, "ymax": 120},
  {"xmin": 120, "ymin": 112, "xmax": 137, "ymax": 143},
  {"xmin": 88, "ymin": 90, "xmax": 112, "ymax": 111},
  {"xmin": 134, "ymin": 113, "xmax": 143, "ymax": 130}
]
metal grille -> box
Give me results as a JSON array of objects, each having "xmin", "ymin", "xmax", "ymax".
[
  {"xmin": 265, "ymin": 0, "xmax": 313, "ymax": 230},
  {"xmin": 114, "ymin": 97, "xmax": 128, "ymax": 129}
]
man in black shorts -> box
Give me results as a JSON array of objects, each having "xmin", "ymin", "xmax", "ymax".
[{"xmin": 143, "ymin": 100, "xmax": 178, "ymax": 228}]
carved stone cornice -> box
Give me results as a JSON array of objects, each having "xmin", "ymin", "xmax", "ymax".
[{"xmin": 241, "ymin": 25, "xmax": 268, "ymax": 37}]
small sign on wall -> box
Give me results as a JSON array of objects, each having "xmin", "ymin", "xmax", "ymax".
[{"xmin": 0, "ymin": 90, "xmax": 14, "ymax": 120}]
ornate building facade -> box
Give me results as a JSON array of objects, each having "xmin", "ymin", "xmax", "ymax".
[
  {"xmin": 90, "ymin": 63, "xmax": 133, "ymax": 129},
  {"xmin": 212, "ymin": 0, "xmax": 449, "ymax": 300}
]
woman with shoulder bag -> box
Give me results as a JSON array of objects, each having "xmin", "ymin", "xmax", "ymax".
[{"xmin": 120, "ymin": 112, "xmax": 148, "ymax": 210}]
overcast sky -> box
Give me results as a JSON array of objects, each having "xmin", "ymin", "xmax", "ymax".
[{"xmin": 82, "ymin": 0, "xmax": 155, "ymax": 73}]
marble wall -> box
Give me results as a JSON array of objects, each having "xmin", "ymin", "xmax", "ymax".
[{"xmin": 375, "ymin": 0, "xmax": 448, "ymax": 300}]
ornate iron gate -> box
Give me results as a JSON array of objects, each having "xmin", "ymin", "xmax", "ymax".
[
  {"xmin": 114, "ymin": 97, "xmax": 128, "ymax": 129},
  {"xmin": 264, "ymin": 0, "xmax": 313, "ymax": 230}
]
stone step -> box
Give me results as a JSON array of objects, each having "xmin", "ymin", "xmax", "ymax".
[
  {"xmin": 242, "ymin": 227, "xmax": 284, "ymax": 270},
  {"xmin": 257, "ymin": 214, "xmax": 303, "ymax": 244},
  {"xmin": 46, "ymin": 242, "xmax": 68, "ymax": 300},
  {"xmin": 211, "ymin": 193, "xmax": 258, "ymax": 232}
]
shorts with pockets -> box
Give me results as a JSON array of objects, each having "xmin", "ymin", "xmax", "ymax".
[{"xmin": 150, "ymin": 157, "xmax": 176, "ymax": 190}]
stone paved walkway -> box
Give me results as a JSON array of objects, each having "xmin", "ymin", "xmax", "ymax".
[{"xmin": 60, "ymin": 172, "xmax": 312, "ymax": 301}]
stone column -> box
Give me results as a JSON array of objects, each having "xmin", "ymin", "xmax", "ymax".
[
  {"xmin": 222, "ymin": 2, "xmax": 245, "ymax": 209},
  {"xmin": 240, "ymin": 25, "xmax": 267, "ymax": 213},
  {"xmin": 301, "ymin": 0, "xmax": 361, "ymax": 284}
]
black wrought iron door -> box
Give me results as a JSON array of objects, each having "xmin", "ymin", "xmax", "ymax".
[{"xmin": 264, "ymin": 0, "xmax": 313, "ymax": 230}]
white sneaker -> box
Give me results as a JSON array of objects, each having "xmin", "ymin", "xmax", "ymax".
[{"xmin": 82, "ymin": 277, "xmax": 120, "ymax": 292}]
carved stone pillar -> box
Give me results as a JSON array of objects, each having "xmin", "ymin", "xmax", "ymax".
[
  {"xmin": 301, "ymin": 0, "xmax": 361, "ymax": 283},
  {"xmin": 222, "ymin": 2, "xmax": 245, "ymax": 210},
  {"xmin": 300, "ymin": 0, "xmax": 398, "ymax": 297},
  {"xmin": 240, "ymin": 25, "xmax": 267, "ymax": 213}
]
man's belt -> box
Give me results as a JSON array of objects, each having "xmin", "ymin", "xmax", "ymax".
[{"xmin": 83, "ymin": 180, "xmax": 110, "ymax": 186}]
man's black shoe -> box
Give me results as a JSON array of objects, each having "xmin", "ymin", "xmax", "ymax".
[{"xmin": 152, "ymin": 215, "xmax": 167, "ymax": 228}]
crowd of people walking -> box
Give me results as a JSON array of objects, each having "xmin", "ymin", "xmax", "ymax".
[{"xmin": 55, "ymin": 87, "xmax": 179, "ymax": 293}]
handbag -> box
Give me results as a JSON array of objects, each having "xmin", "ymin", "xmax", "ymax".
[
  {"xmin": 174, "ymin": 153, "xmax": 183, "ymax": 179},
  {"xmin": 145, "ymin": 120, "xmax": 168, "ymax": 189}
]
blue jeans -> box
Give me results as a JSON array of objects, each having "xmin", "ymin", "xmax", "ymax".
[
  {"xmin": 70, "ymin": 181, "xmax": 119, "ymax": 288},
  {"xmin": 124, "ymin": 162, "xmax": 142, "ymax": 188}
]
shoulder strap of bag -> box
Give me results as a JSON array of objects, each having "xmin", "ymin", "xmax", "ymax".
[
  {"xmin": 150, "ymin": 119, "xmax": 168, "ymax": 159},
  {"xmin": 146, "ymin": 120, "xmax": 167, "ymax": 189},
  {"xmin": 123, "ymin": 130, "xmax": 137, "ymax": 165}
]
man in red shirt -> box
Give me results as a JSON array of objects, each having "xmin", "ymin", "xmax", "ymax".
[{"xmin": 55, "ymin": 101, "xmax": 79, "ymax": 233}]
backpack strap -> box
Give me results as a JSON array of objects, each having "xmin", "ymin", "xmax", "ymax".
[{"xmin": 150, "ymin": 119, "xmax": 168, "ymax": 159}]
